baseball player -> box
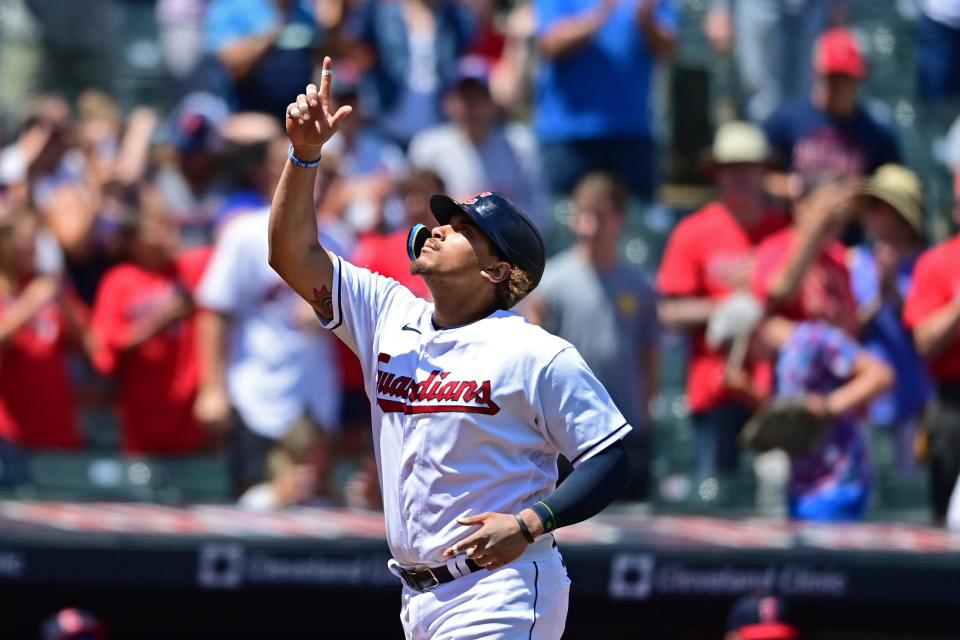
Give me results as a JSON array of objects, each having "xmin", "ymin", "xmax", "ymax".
[{"xmin": 270, "ymin": 57, "xmax": 632, "ymax": 639}]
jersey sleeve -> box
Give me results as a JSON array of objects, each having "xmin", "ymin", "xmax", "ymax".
[
  {"xmin": 318, "ymin": 254, "xmax": 423, "ymax": 362},
  {"xmin": 536, "ymin": 346, "xmax": 632, "ymax": 467}
]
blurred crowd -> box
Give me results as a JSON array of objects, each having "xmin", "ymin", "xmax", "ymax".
[{"xmin": 1, "ymin": 0, "xmax": 960, "ymax": 527}]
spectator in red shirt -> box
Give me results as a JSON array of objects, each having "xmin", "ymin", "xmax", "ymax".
[
  {"xmin": 752, "ymin": 179, "xmax": 860, "ymax": 335},
  {"xmin": 91, "ymin": 185, "xmax": 211, "ymax": 455},
  {"xmin": 903, "ymin": 181, "xmax": 960, "ymax": 524},
  {"xmin": 658, "ymin": 122, "xmax": 787, "ymax": 476},
  {"xmin": 351, "ymin": 168, "xmax": 445, "ymax": 301},
  {"xmin": 0, "ymin": 209, "xmax": 85, "ymax": 451}
]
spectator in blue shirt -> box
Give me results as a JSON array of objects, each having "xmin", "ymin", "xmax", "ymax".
[
  {"xmin": 533, "ymin": 0, "xmax": 678, "ymax": 200},
  {"xmin": 763, "ymin": 28, "xmax": 900, "ymax": 201},
  {"xmin": 849, "ymin": 164, "xmax": 931, "ymax": 478},
  {"xmin": 347, "ymin": 0, "xmax": 474, "ymax": 148},
  {"xmin": 205, "ymin": 0, "xmax": 345, "ymax": 117}
]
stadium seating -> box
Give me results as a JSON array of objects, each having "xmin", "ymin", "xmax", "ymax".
[{"xmin": 20, "ymin": 452, "xmax": 230, "ymax": 504}]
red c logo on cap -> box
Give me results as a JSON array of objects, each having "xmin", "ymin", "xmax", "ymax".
[{"xmin": 460, "ymin": 192, "xmax": 493, "ymax": 205}]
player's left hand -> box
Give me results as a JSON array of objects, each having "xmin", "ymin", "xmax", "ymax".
[{"xmin": 443, "ymin": 512, "xmax": 529, "ymax": 571}]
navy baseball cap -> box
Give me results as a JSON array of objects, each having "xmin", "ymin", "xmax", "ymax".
[
  {"xmin": 429, "ymin": 192, "xmax": 545, "ymax": 287},
  {"xmin": 727, "ymin": 594, "xmax": 799, "ymax": 640},
  {"xmin": 158, "ymin": 92, "xmax": 229, "ymax": 154},
  {"xmin": 447, "ymin": 55, "xmax": 492, "ymax": 93}
]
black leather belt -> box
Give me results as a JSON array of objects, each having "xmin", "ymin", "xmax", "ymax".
[{"xmin": 397, "ymin": 559, "xmax": 482, "ymax": 592}]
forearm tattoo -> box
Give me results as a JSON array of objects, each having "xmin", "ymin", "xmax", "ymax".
[{"xmin": 312, "ymin": 285, "xmax": 334, "ymax": 322}]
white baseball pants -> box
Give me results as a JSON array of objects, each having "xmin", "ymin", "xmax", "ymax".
[{"xmin": 397, "ymin": 548, "xmax": 570, "ymax": 640}]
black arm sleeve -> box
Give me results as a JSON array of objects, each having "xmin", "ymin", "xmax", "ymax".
[{"xmin": 533, "ymin": 440, "xmax": 631, "ymax": 531}]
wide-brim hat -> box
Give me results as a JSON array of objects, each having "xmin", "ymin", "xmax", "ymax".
[
  {"xmin": 860, "ymin": 163, "xmax": 925, "ymax": 239},
  {"xmin": 706, "ymin": 121, "xmax": 771, "ymax": 168}
]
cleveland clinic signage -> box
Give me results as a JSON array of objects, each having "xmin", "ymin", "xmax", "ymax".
[{"xmin": 608, "ymin": 553, "xmax": 849, "ymax": 600}]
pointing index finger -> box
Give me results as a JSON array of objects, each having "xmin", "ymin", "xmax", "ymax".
[{"xmin": 319, "ymin": 56, "xmax": 333, "ymax": 106}]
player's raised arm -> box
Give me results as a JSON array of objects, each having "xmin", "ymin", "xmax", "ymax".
[{"xmin": 268, "ymin": 57, "xmax": 353, "ymax": 322}]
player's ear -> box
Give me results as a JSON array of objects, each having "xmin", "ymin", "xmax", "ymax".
[{"xmin": 480, "ymin": 261, "xmax": 511, "ymax": 285}]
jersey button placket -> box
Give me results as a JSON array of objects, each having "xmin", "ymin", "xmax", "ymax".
[
  {"xmin": 411, "ymin": 337, "xmax": 446, "ymax": 551},
  {"xmin": 401, "ymin": 338, "xmax": 428, "ymax": 550}
]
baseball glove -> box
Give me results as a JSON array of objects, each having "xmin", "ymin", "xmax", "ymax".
[{"xmin": 739, "ymin": 398, "xmax": 830, "ymax": 455}]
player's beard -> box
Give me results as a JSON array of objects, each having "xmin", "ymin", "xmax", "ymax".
[{"xmin": 410, "ymin": 256, "xmax": 432, "ymax": 276}]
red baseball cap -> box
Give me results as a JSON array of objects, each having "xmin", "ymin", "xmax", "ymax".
[{"xmin": 814, "ymin": 28, "xmax": 866, "ymax": 78}]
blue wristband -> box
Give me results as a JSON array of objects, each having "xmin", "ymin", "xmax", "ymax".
[{"xmin": 287, "ymin": 144, "xmax": 322, "ymax": 168}]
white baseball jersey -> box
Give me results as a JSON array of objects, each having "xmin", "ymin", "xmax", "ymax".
[{"xmin": 319, "ymin": 256, "xmax": 631, "ymax": 566}]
